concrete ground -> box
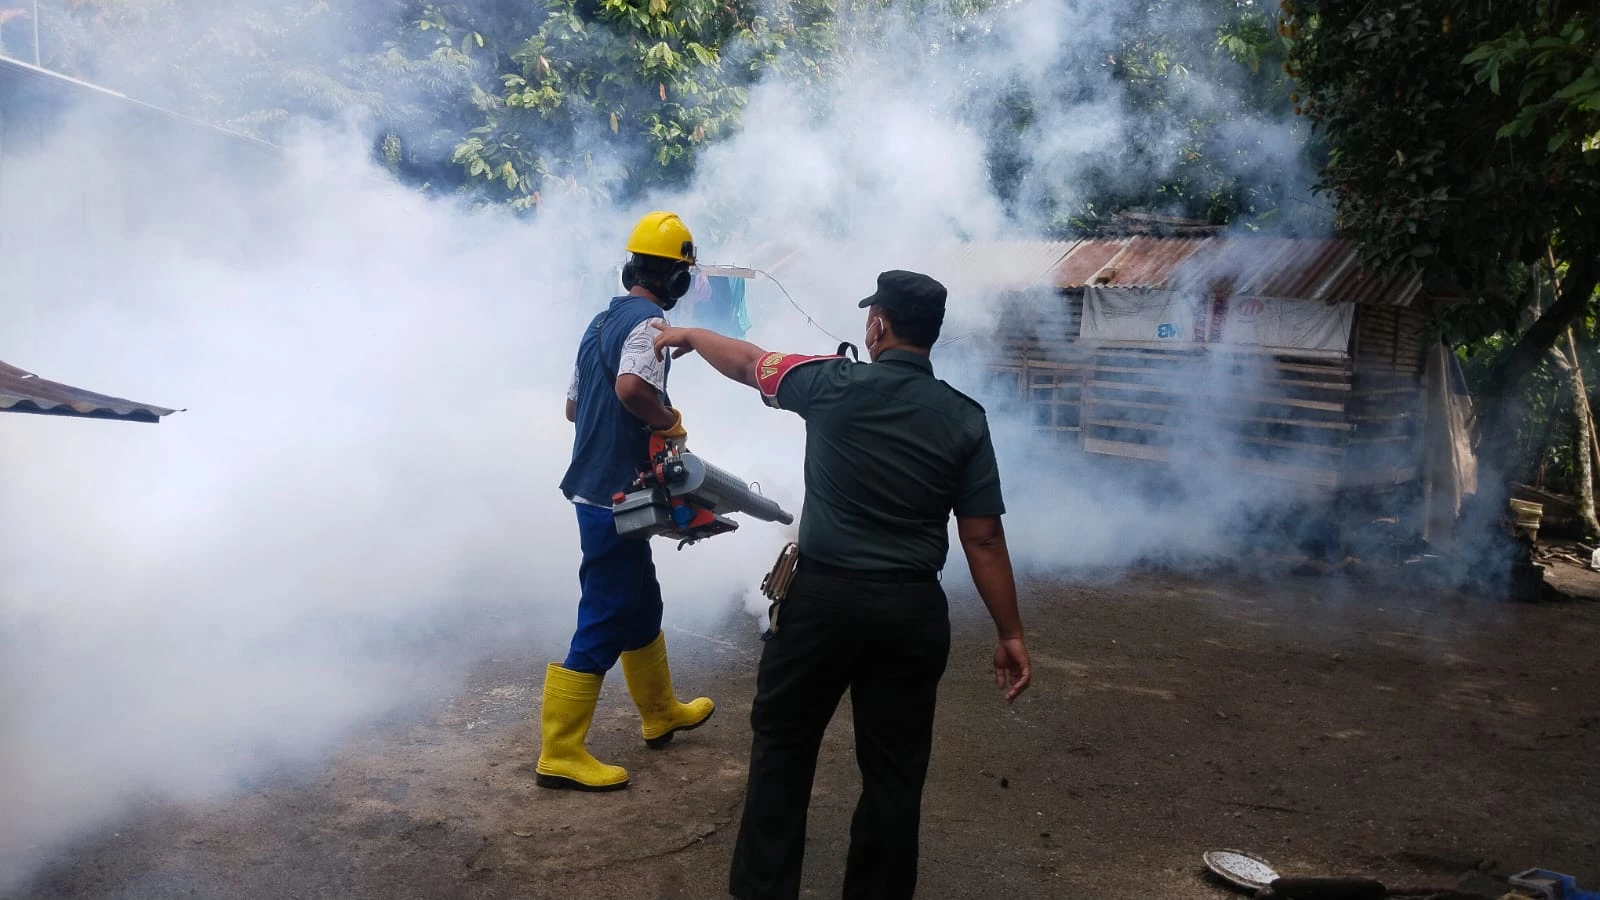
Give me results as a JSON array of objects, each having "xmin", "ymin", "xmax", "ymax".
[{"xmin": 14, "ymin": 564, "xmax": 1600, "ymax": 900}]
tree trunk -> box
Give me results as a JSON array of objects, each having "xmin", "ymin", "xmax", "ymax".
[
  {"xmin": 1476, "ymin": 254, "xmax": 1599, "ymax": 487},
  {"xmin": 1458, "ymin": 255, "xmax": 1598, "ymax": 593},
  {"xmin": 1562, "ymin": 329, "xmax": 1600, "ymax": 538}
]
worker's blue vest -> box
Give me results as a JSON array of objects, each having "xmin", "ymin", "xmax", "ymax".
[{"xmin": 560, "ymin": 295, "xmax": 672, "ymax": 504}]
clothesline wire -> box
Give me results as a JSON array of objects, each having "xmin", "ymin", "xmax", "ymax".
[
  {"xmin": 742, "ymin": 267, "xmax": 848, "ymax": 347},
  {"xmin": 735, "ymin": 268, "xmax": 976, "ymax": 349}
]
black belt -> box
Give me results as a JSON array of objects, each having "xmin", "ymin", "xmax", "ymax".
[{"xmin": 798, "ymin": 556, "xmax": 939, "ymax": 584}]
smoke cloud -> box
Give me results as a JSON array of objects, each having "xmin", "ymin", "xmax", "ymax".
[{"xmin": 1, "ymin": 0, "xmax": 1323, "ymax": 888}]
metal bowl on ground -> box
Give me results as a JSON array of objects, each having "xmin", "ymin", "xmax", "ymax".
[{"xmin": 1204, "ymin": 848, "xmax": 1282, "ymax": 893}]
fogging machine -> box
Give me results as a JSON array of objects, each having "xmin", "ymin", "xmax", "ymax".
[{"xmin": 611, "ymin": 435, "xmax": 794, "ymax": 547}]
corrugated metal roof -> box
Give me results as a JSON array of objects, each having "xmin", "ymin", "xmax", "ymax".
[
  {"xmin": 0, "ymin": 360, "xmax": 177, "ymax": 423},
  {"xmin": 1052, "ymin": 240, "xmax": 1126, "ymax": 288},
  {"xmin": 737, "ymin": 235, "xmax": 1432, "ymax": 307},
  {"xmin": 1051, "ymin": 237, "xmax": 1426, "ymax": 307}
]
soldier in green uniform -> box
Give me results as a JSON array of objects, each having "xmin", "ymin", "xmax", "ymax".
[{"xmin": 650, "ymin": 270, "xmax": 1032, "ymax": 900}]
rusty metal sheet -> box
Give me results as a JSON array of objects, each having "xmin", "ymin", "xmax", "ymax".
[
  {"xmin": 1052, "ymin": 239, "xmax": 1129, "ymax": 288},
  {"xmin": 1052, "ymin": 236, "xmax": 1427, "ymax": 307},
  {"xmin": 1052, "ymin": 237, "xmax": 1219, "ymax": 289},
  {"xmin": 1114, "ymin": 237, "xmax": 1217, "ymax": 289},
  {"xmin": 0, "ymin": 360, "xmax": 177, "ymax": 423}
]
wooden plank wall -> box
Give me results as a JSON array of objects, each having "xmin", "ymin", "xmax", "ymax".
[
  {"xmin": 986, "ymin": 291, "xmax": 1090, "ymax": 449},
  {"xmin": 1081, "ymin": 344, "xmax": 1356, "ymax": 483},
  {"xmin": 1080, "ymin": 346, "xmax": 1352, "ymax": 488},
  {"xmin": 1344, "ymin": 305, "xmax": 1430, "ymax": 486},
  {"xmin": 986, "ymin": 291, "xmax": 1431, "ymax": 491}
]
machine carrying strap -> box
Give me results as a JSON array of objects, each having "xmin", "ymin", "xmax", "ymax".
[
  {"xmin": 590, "ymin": 308, "xmax": 669, "ymax": 409},
  {"xmin": 759, "ymin": 542, "xmax": 800, "ymax": 641},
  {"xmin": 589, "ymin": 311, "xmax": 616, "ymax": 383}
]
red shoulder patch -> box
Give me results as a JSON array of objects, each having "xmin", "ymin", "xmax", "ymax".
[{"xmin": 755, "ymin": 352, "xmax": 839, "ymax": 399}]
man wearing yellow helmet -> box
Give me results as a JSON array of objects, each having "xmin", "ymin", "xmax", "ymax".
[{"xmin": 537, "ymin": 211, "xmax": 715, "ymax": 792}]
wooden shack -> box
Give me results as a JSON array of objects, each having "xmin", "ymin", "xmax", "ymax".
[{"xmin": 976, "ymin": 235, "xmax": 1460, "ymax": 535}]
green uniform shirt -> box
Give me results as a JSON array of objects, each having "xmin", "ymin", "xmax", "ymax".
[{"xmin": 758, "ymin": 348, "xmax": 1006, "ymax": 572}]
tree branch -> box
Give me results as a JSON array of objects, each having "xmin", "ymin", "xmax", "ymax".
[{"xmin": 1480, "ymin": 253, "xmax": 1598, "ymax": 412}]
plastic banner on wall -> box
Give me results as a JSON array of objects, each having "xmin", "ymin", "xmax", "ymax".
[
  {"xmin": 1082, "ymin": 287, "xmax": 1354, "ymax": 355},
  {"xmin": 1216, "ymin": 296, "xmax": 1353, "ymax": 354},
  {"xmin": 1080, "ymin": 287, "xmax": 1201, "ymax": 343}
]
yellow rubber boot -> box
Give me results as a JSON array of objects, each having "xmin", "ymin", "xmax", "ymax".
[
  {"xmin": 534, "ymin": 663, "xmax": 629, "ymax": 792},
  {"xmin": 620, "ymin": 631, "xmax": 715, "ymax": 749}
]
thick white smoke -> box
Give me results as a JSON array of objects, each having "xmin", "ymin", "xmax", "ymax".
[
  {"xmin": 0, "ymin": 0, "xmax": 1318, "ymax": 888},
  {"xmin": 0, "ymin": 118, "xmax": 810, "ymax": 886}
]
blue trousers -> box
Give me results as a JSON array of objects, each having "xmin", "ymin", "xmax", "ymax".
[{"xmin": 564, "ymin": 503, "xmax": 664, "ymax": 674}]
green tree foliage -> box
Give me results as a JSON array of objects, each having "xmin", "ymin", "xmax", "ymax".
[
  {"xmin": 19, "ymin": 0, "xmax": 1318, "ymax": 226},
  {"xmin": 1111, "ymin": 2, "xmax": 1314, "ymax": 229},
  {"xmin": 1457, "ymin": 260, "xmax": 1600, "ymax": 488},
  {"xmin": 1282, "ymin": 0, "xmax": 1599, "ymax": 483},
  {"xmin": 398, "ymin": 0, "xmax": 841, "ymax": 208},
  {"xmin": 1283, "ymin": 0, "xmax": 1596, "ymax": 289},
  {"xmin": 975, "ymin": 0, "xmax": 1319, "ymax": 233}
]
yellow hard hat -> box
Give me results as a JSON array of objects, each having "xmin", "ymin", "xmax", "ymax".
[{"xmin": 625, "ymin": 211, "xmax": 696, "ymax": 263}]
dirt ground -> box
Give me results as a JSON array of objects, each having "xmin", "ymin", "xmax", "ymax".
[{"xmin": 13, "ymin": 562, "xmax": 1600, "ymax": 900}]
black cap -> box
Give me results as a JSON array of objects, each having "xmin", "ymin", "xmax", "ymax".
[{"xmin": 858, "ymin": 270, "xmax": 947, "ymax": 314}]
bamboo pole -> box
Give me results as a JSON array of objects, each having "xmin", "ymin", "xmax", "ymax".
[
  {"xmin": 1569, "ymin": 329, "xmax": 1600, "ymax": 492},
  {"xmin": 1546, "ymin": 248, "xmax": 1600, "ymax": 530},
  {"xmin": 1562, "ymin": 333, "xmax": 1599, "ymax": 537}
]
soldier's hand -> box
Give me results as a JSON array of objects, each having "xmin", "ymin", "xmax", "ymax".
[
  {"xmin": 651, "ymin": 320, "xmax": 697, "ymax": 361},
  {"xmin": 994, "ymin": 637, "xmax": 1031, "ymax": 703}
]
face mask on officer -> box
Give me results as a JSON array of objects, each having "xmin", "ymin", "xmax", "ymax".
[{"xmin": 865, "ymin": 313, "xmax": 888, "ymax": 361}]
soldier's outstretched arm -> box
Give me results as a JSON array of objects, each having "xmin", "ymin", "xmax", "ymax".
[{"xmin": 650, "ymin": 322, "xmax": 766, "ymax": 390}]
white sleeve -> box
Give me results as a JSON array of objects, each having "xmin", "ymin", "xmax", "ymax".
[
  {"xmin": 567, "ymin": 362, "xmax": 579, "ymax": 402},
  {"xmin": 616, "ymin": 317, "xmax": 667, "ymax": 392}
]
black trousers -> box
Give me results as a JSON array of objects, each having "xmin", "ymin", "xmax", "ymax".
[{"xmin": 729, "ymin": 568, "xmax": 950, "ymax": 900}]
